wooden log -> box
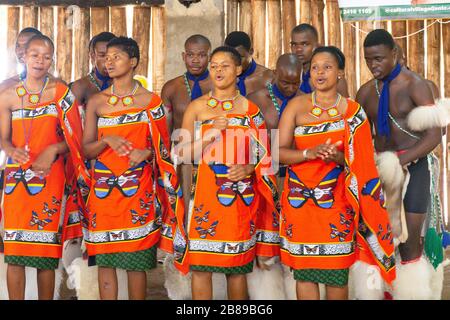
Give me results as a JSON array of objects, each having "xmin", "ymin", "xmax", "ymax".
[
  {"xmin": 7, "ymin": 7, "xmax": 20, "ymax": 77},
  {"xmin": 342, "ymin": 22, "xmax": 356, "ymax": 98},
  {"xmin": 151, "ymin": 6, "xmax": 165, "ymax": 94},
  {"xmin": 111, "ymin": 6, "xmax": 127, "ymax": 36},
  {"xmin": 359, "ymin": 21, "xmax": 374, "ymax": 87},
  {"xmin": 282, "ymin": 0, "xmax": 296, "ymax": 53},
  {"xmin": 22, "ymin": 6, "xmax": 38, "ymax": 28},
  {"xmin": 392, "ymin": 20, "xmax": 407, "ymax": 59},
  {"xmin": 90, "ymin": 7, "xmax": 109, "ymax": 38},
  {"xmin": 300, "ymin": 0, "xmax": 312, "ymax": 25},
  {"xmin": 426, "ymin": 19, "xmax": 440, "ymax": 91},
  {"xmin": 326, "ymin": 0, "xmax": 341, "ymax": 47},
  {"xmin": 267, "ymin": 0, "xmax": 281, "ymax": 70},
  {"xmin": 239, "ymin": 0, "xmax": 252, "ymax": 38},
  {"xmin": 132, "ymin": 6, "xmax": 151, "ymax": 77},
  {"xmin": 310, "ymin": 0, "xmax": 325, "ymax": 45},
  {"xmin": 443, "ymin": 20, "xmax": 450, "ymax": 97},
  {"xmin": 251, "ymin": 0, "xmax": 266, "ymax": 65},
  {"xmin": 227, "ymin": 0, "xmax": 238, "ymax": 34},
  {"xmin": 73, "ymin": 7, "xmax": 90, "ymax": 80},
  {"xmin": 0, "ymin": 1, "xmax": 164, "ymax": 6},
  {"xmin": 407, "ymin": 20, "xmax": 424, "ymax": 77},
  {"xmin": 57, "ymin": 7, "xmax": 73, "ymax": 82},
  {"xmin": 39, "ymin": 7, "xmax": 55, "ymax": 41}
]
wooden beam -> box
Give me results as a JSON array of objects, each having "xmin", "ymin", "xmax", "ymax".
[
  {"xmin": 22, "ymin": 6, "xmax": 38, "ymax": 28},
  {"xmin": 443, "ymin": 20, "xmax": 450, "ymax": 97},
  {"xmin": 342, "ymin": 22, "xmax": 356, "ymax": 98},
  {"xmin": 282, "ymin": 0, "xmax": 296, "ymax": 53},
  {"xmin": 90, "ymin": 7, "xmax": 110, "ymax": 38},
  {"xmin": 132, "ymin": 6, "xmax": 151, "ymax": 76},
  {"xmin": 267, "ymin": 0, "xmax": 281, "ymax": 70},
  {"xmin": 7, "ymin": 7, "xmax": 20, "ymax": 77},
  {"xmin": 359, "ymin": 21, "xmax": 374, "ymax": 87},
  {"xmin": 407, "ymin": 20, "xmax": 424, "ymax": 77},
  {"xmin": 0, "ymin": 1, "xmax": 164, "ymax": 7},
  {"xmin": 426, "ymin": 19, "xmax": 440, "ymax": 91},
  {"xmin": 239, "ymin": 0, "xmax": 252, "ymax": 37},
  {"xmin": 39, "ymin": 7, "xmax": 54, "ymax": 41},
  {"xmin": 56, "ymin": 7, "xmax": 73, "ymax": 82},
  {"xmin": 152, "ymin": 6, "xmax": 165, "ymax": 94},
  {"xmin": 310, "ymin": 0, "xmax": 324, "ymax": 45},
  {"xmin": 251, "ymin": 0, "xmax": 266, "ymax": 65},
  {"xmin": 392, "ymin": 20, "xmax": 407, "ymax": 59},
  {"xmin": 326, "ymin": 0, "xmax": 341, "ymax": 47},
  {"xmin": 111, "ymin": 6, "xmax": 127, "ymax": 36},
  {"xmin": 73, "ymin": 7, "xmax": 90, "ymax": 80},
  {"xmin": 227, "ymin": 0, "xmax": 238, "ymax": 34},
  {"xmin": 300, "ymin": 0, "xmax": 312, "ymax": 25}
]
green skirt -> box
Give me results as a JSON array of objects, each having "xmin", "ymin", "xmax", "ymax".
[
  {"xmin": 190, "ymin": 261, "xmax": 254, "ymax": 274},
  {"xmin": 4, "ymin": 255, "xmax": 59, "ymax": 270},
  {"xmin": 293, "ymin": 268, "xmax": 349, "ymax": 287},
  {"xmin": 95, "ymin": 246, "xmax": 157, "ymax": 271}
]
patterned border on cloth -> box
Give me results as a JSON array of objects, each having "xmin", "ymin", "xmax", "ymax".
[{"xmin": 280, "ymin": 237, "xmax": 354, "ymax": 257}]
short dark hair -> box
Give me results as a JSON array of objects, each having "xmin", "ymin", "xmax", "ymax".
[
  {"xmin": 291, "ymin": 24, "xmax": 318, "ymax": 42},
  {"xmin": 107, "ymin": 36, "xmax": 140, "ymax": 68},
  {"xmin": 185, "ymin": 34, "xmax": 211, "ymax": 49},
  {"xmin": 19, "ymin": 27, "xmax": 42, "ymax": 37},
  {"xmin": 311, "ymin": 46, "xmax": 345, "ymax": 70},
  {"xmin": 224, "ymin": 31, "xmax": 252, "ymax": 52},
  {"xmin": 89, "ymin": 32, "xmax": 116, "ymax": 51},
  {"xmin": 364, "ymin": 29, "xmax": 395, "ymax": 50},
  {"xmin": 25, "ymin": 34, "xmax": 54, "ymax": 53},
  {"xmin": 211, "ymin": 46, "xmax": 241, "ymax": 66}
]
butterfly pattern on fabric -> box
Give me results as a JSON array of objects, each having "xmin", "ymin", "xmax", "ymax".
[
  {"xmin": 329, "ymin": 223, "xmax": 350, "ymax": 242},
  {"xmin": 377, "ymin": 223, "xmax": 393, "ymax": 245},
  {"xmin": 287, "ymin": 166, "xmax": 343, "ymax": 209},
  {"xmin": 285, "ymin": 223, "xmax": 293, "ymax": 239},
  {"xmin": 196, "ymin": 220, "xmax": 219, "ymax": 239},
  {"xmin": 93, "ymin": 161, "xmax": 145, "ymax": 199},
  {"xmin": 4, "ymin": 159, "xmax": 46, "ymax": 196},
  {"xmin": 42, "ymin": 202, "xmax": 58, "ymax": 217},
  {"xmin": 91, "ymin": 213, "xmax": 97, "ymax": 228},
  {"xmin": 304, "ymin": 245, "xmax": 319, "ymax": 255},
  {"xmin": 30, "ymin": 211, "xmax": 52, "ymax": 230},
  {"xmin": 362, "ymin": 178, "xmax": 386, "ymax": 208},
  {"xmin": 249, "ymin": 220, "xmax": 256, "ymax": 236},
  {"xmin": 209, "ymin": 163, "xmax": 255, "ymax": 207},
  {"xmin": 131, "ymin": 209, "xmax": 149, "ymax": 225},
  {"xmin": 52, "ymin": 196, "xmax": 61, "ymax": 206}
]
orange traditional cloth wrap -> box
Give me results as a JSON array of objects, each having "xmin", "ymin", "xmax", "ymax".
[
  {"xmin": 279, "ymin": 99, "xmax": 396, "ymax": 284},
  {"xmin": 166, "ymin": 101, "xmax": 280, "ymax": 274},
  {"xmin": 83, "ymin": 94, "xmax": 184, "ymax": 258},
  {"xmin": 3, "ymin": 82, "xmax": 88, "ymax": 258}
]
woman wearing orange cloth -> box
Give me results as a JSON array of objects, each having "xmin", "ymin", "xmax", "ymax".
[
  {"xmin": 0, "ymin": 34, "xmax": 88, "ymax": 300},
  {"xmin": 278, "ymin": 46, "xmax": 396, "ymax": 300},
  {"xmin": 176, "ymin": 46, "xmax": 280, "ymax": 300},
  {"xmin": 83, "ymin": 37, "xmax": 183, "ymax": 300}
]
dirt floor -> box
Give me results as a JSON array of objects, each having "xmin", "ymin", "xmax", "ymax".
[{"xmin": 59, "ymin": 249, "xmax": 450, "ymax": 300}]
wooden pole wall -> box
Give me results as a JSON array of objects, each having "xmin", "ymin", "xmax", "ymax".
[
  {"xmin": 56, "ymin": 6, "xmax": 73, "ymax": 82},
  {"xmin": 392, "ymin": 21, "xmax": 407, "ymax": 55},
  {"xmin": 311, "ymin": 0, "xmax": 324, "ymax": 45},
  {"xmin": 239, "ymin": 0, "xmax": 252, "ymax": 37},
  {"xmin": 7, "ymin": 7, "xmax": 20, "ymax": 77},
  {"xmin": 408, "ymin": 20, "xmax": 425, "ymax": 77},
  {"xmin": 444, "ymin": 20, "xmax": 450, "ymax": 98},
  {"xmin": 267, "ymin": 0, "xmax": 281, "ymax": 70},
  {"xmin": 359, "ymin": 21, "xmax": 373, "ymax": 87},
  {"xmin": 132, "ymin": 6, "xmax": 151, "ymax": 77},
  {"xmin": 343, "ymin": 22, "xmax": 356, "ymax": 98},
  {"xmin": 227, "ymin": 0, "xmax": 238, "ymax": 34},
  {"xmin": 326, "ymin": 0, "xmax": 341, "ymax": 48},
  {"xmin": 151, "ymin": 6, "xmax": 165, "ymax": 94},
  {"xmin": 111, "ymin": 6, "xmax": 127, "ymax": 36},
  {"xmin": 426, "ymin": 20, "xmax": 440, "ymax": 91},
  {"xmin": 282, "ymin": 0, "xmax": 296, "ymax": 53},
  {"xmin": 39, "ymin": 7, "xmax": 54, "ymax": 41},
  {"xmin": 300, "ymin": 0, "xmax": 312, "ymax": 25},
  {"xmin": 90, "ymin": 7, "xmax": 109, "ymax": 38},
  {"xmin": 73, "ymin": 8, "xmax": 90, "ymax": 80},
  {"xmin": 22, "ymin": 6, "xmax": 38, "ymax": 28},
  {"xmin": 251, "ymin": 0, "xmax": 266, "ymax": 65}
]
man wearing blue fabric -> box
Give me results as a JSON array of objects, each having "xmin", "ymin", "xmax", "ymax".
[
  {"xmin": 290, "ymin": 24, "xmax": 349, "ymax": 97},
  {"xmin": 356, "ymin": 29, "xmax": 446, "ymax": 299},
  {"xmin": 71, "ymin": 32, "xmax": 116, "ymax": 108},
  {"xmin": 161, "ymin": 34, "xmax": 212, "ymax": 133},
  {"xmin": 224, "ymin": 31, "xmax": 273, "ymax": 97}
]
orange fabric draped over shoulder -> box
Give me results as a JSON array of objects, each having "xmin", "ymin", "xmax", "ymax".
[
  {"xmin": 169, "ymin": 101, "xmax": 280, "ymax": 274},
  {"xmin": 3, "ymin": 82, "xmax": 87, "ymax": 258},
  {"xmin": 279, "ymin": 99, "xmax": 395, "ymax": 284}
]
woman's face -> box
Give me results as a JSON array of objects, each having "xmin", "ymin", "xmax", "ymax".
[
  {"xmin": 209, "ymin": 51, "xmax": 242, "ymax": 91},
  {"xmin": 310, "ymin": 52, "xmax": 342, "ymax": 91},
  {"xmin": 105, "ymin": 46, "xmax": 137, "ymax": 78},
  {"xmin": 23, "ymin": 39, "xmax": 53, "ymax": 79}
]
